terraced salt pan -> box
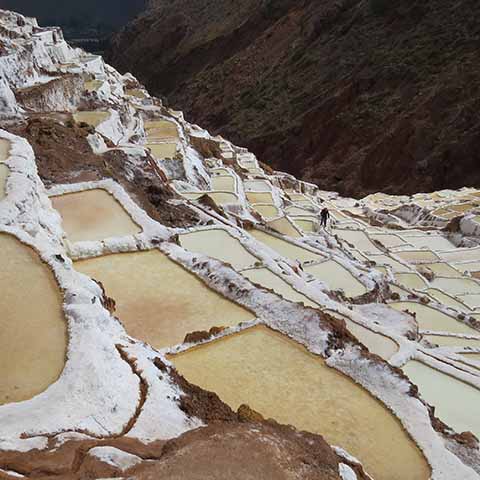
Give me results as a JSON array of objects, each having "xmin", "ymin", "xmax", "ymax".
[
  {"xmin": 241, "ymin": 268, "xmax": 318, "ymax": 308},
  {"xmin": 430, "ymin": 277, "xmax": 480, "ymax": 296},
  {"xmin": 147, "ymin": 143, "xmax": 177, "ymax": 159},
  {"xmin": 145, "ymin": 120, "xmax": 178, "ymax": 139},
  {"xmin": 369, "ymin": 254, "xmax": 409, "ymax": 272},
  {"xmin": 396, "ymin": 249, "xmax": 440, "ymax": 264},
  {"xmin": 305, "ymin": 261, "xmax": 367, "ymax": 298},
  {"xmin": 0, "ymin": 164, "xmax": 9, "ymax": 200},
  {"xmin": 461, "ymin": 353, "xmax": 480, "ymax": 362},
  {"xmin": 420, "ymin": 262, "xmax": 462, "ymax": 278},
  {"xmin": 0, "ymin": 234, "xmax": 67, "ymax": 405},
  {"xmin": 326, "ymin": 311, "xmax": 398, "ymax": 360},
  {"xmin": 267, "ymin": 217, "xmax": 302, "ymax": 238},
  {"xmin": 400, "ymin": 235, "xmax": 455, "ymax": 251},
  {"xmin": 73, "ymin": 111, "xmax": 110, "ymax": 128},
  {"xmin": 246, "ymin": 192, "xmax": 274, "ymax": 204},
  {"xmin": 84, "ymin": 80, "xmax": 103, "ymax": 92},
  {"xmin": 251, "ymin": 204, "xmax": 279, "ymax": 218},
  {"xmin": 459, "ymin": 295, "xmax": 480, "ymax": 309},
  {"xmin": 172, "ymin": 326, "xmax": 430, "ymax": 480},
  {"xmin": 369, "ymin": 233, "xmax": 409, "ymax": 249},
  {"xmin": 243, "ymin": 180, "xmax": 271, "ymax": 191},
  {"xmin": 126, "ymin": 89, "xmax": 146, "ymax": 99},
  {"xmin": 390, "ymin": 302, "xmax": 479, "ymax": 335},
  {"xmin": 285, "ymin": 205, "xmax": 315, "ymax": 216},
  {"xmin": 403, "ymin": 361, "xmax": 480, "ymax": 440},
  {"xmin": 439, "ymin": 247, "xmax": 480, "ymax": 264},
  {"xmin": 293, "ymin": 218, "xmax": 316, "ymax": 233},
  {"xmin": 454, "ymin": 261, "xmax": 480, "ymax": 274},
  {"xmin": 250, "ymin": 229, "xmax": 324, "ymax": 263},
  {"xmin": 51, "ymin": 189, "xmax": 142, "ymax": 243},
  {"xmin": 334, "ymin": 229, "xmax": 381, "ymax": 255},
  {"xmin": 208, "ymin": 192, "xmax": 239, "ymax": 205},
  {"xmin": 394, "ymin": 272, "xmax": 428, "ymax": 291},
  {"xmin": 179, "ymin": 229, "xmax": 258, "ymax": 270},
  {"xmin": 425, "ymin": 288, "xmax": 471, "ymax": 312},
  {"xmin": 211, "ymin": 175, "xmax": 236, "ymax": 192},
  {"xmin": 75, "ymin": 250, "xmax": 253, "ymax": 349},
  {"xmin": 424, "ymin": 335, "xmax": 480, "ymax": 348},
  {"xmin": 0, "ymin": 138, "xmax": 10, "ymax": 161}
]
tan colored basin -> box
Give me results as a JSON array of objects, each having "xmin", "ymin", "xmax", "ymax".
[
  {"xmin": 401, "ymin": 235, "xmax": 454, "ymax": 251},
  {"xmin": 0, "ymin": 139, "xmax": 10, "ymax": 162},
  {"xmin": 285, "ymin": 205, "xmax": 315, "ymax": 216},
  {"xmin": 84, "ymin": 80, "xmax": 103, "ymax": 92},
  {"xmin": 439, "ymin": 248, "xmax": 480, "ymax": 264},
  {"xmin": 423, "ymin": 335, "xmax": 480, "ymax": 348},
  {"xmin": 73, "ymin": 111, "xmax": 110, "ymax": 128},
  {"xmin": 454, "ymin": 261, "xmax": 480, "ymax": 274},
  {"xmin": 246, "ymin": 192, "xmax": 274, "ymax": 204},
  {"xmin": 292, "ymin": 217, "xmax": 317, "ymax": 233},
  {"xmin": 179, "ymin": 229, "xmax": 258, "ymax": 270},
  {"xmin": 369, "ymin": 254, "xmax": 409, "ymax": 272},
  {"xmin": 145, "ymin": 120, "xmax": 178, "ymax": 140},
  {"xmin": 394, "ymin": 272, "xmax": 428, "ymax": 291},
  {"xmin": 75, "ymin": 250, "xmax": 253, "ymax": 349},
  {"xmin": 326, "ymin": 310, "xmax": 398, "ymax": 360},
  {"xmin": 126, "ymin": 89, "xmax": 146, "ymax": 99},
  {"xmin": 147, "ymin": 143, "xmax": 178, "ymax": 159},
  {"xmin": 430, "ymin": 277, "xmax": 480, "ymax": 296},
  {"xmin": 244, "ymin": 180, "xmax": 271, "ymax": 191},
  {"xmin": 459, "ymin": 294, "xmax": 480, "ymax": 309},
  {"xmin": 369, "ymin": 233, "xmax": 408, "ymax": 249},
  {"xmin": 461, "ymin": 353, "xmax": 480, "ymax": 362},
  {"xmin": 267, "ymin": 217, "xmax": 302, "ymax": 238},
  {"xmin": 420, "ymin": 263, "xmax": 462, "ymax": 278},
  {"xmin": 51, "ymin": 189, "xmax": 142, "ymax": 243},
  {"xmin": 172, "ymin": 326, "xmax": 430, "ymax": 480},
  {"xmin": 0, "ymin": 164, "xmax": 9, "ymax": 200},
  {"xmin": 211, "ymin": 175, "xmax": 236, "ymax": 192},
  {"xmin": 334, "ymin": 229, "xmax": 382, "ymax": 255},
  {"xmin": 403, "ymin": 360, "xmax": 480, "ymax": 440},
  {"xmin": 0, "ymin": 234, "xmax": 67, "ymax": 405},
  {"xmin": 305, "ymin": 261, "xmax": 367, "ymax": 298},
  {"xmin": 252, "ymin": 204, "xmax": 279, "ymax": 219},
  {"xmin": 250, "ymin": 229, "xmax": 324, "ymax": 264},
  {"xmin": 390, "ymin": 302, "xmax": 479, "ymax": 335},
  {"xmin": 242, "ymin": 268, "xmax": 318, "ymax": 308},
  {"xmin": 425, "ymin": 288, "xmax": 470, "ymax": 312},
  {"xmin": 396, "ymin": 250, "xmax": 440, "ymax": 264}
]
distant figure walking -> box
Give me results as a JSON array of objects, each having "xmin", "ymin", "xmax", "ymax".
[{"xmin": 320, "ymin": 207, "xmax": 330, "ymax": 228}]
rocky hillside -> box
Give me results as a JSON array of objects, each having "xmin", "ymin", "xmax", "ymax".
[{"xmin": 107, "ymin": 0, "xmax": 480, "ymax": 198}]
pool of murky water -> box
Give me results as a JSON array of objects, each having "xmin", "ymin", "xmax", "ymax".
[
  {"xmin": 51, "ymin": 189, "xmax": 142, "ymax": 243},
  {"xmin": 0, "ymin": 234, "xmax": 67, "ymax": 405},
  {"xmin": 147, "ymin": 143, "xmax": 178, "ymax": 159},
  {"xmin": 251, "ymin": 204, "xmax": 279, "ymax": 219},
  {"xmin": 246, "ymin": 192, "xmax": 274, "ymax": 204},
  {"xmin": 396, "ymin": 250, "xmax": 440, "ymax": 264},
  {"xmin": 400, "ymin": 235, "xmax": 454, "ymax": 251},
  {"xmin": 172, "ymin": 326, "xmax": 430, "ymax": 480},
  {"xmin": 75, "ymin": 250, "xmax": 253, "ymax": 349},
  {"xmin": 73, "ymin": 111, "xmax": 110, "ymax": 128},
  {"xmin": 179, "ymin": 229, "xmax": 258, "ymax": 270},
  {"xmin": 267, "ymin": 217, "xmax": 302, "ymax": 238},
  {"xmin": 439, "ymin": 248, "xmax": 480, "ymax": 264},
  {"xmin": 0, "ymin": 139, "xmax": 10, "ymax": 162},
  {"xmin": 425, "ymin": 288, "xmax": 470, "ymax": 312},
  {"xmin": 144, "ymin": 120, "xmax": 178, "ymax": 139},
  {"xmin": 334, "ymin": 229, "xmax": 381, "ymax": 255},
  {"xmin": 0, "ymin": 164, "xmax": 9, "ymax": 200},
  {"xmin": 403, "ymin": 360, "xmax": 480, "ymax": 440},
  {"xmin": 394, "ymin": 272, "xmax": 428, "ymax": 291},
  {"xmin": 430, "ymin": 277, "xmax": 480, "ymax": 296},
  {"xmin": 211, "ymin": 175, "xmax": 236, "ymax": 192},
  {"xmin": 420, "ymin": 263, "xmax": 462, "ymax": 278},
  {"xmin": 369, "ymin": 233, "xmax": 409, "ymax": 248},
  {"xmin": 423, "ymin": 335, "xmax": 480, "ymax": 348}
]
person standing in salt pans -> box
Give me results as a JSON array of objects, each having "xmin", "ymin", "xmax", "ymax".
[{"xmin": 320, "ymin": 207, "xmax": 330, "ymax": 228}]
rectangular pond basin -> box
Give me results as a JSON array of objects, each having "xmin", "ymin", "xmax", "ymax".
[
  {"xmin": 75, "ymin": 250, "xmax": 253, "ymax": 349},
  {"xmin": 394, "ymin": 272, "xmax": 429, "ymax": 291},
  {"xmin": 73, "ymin": 111, "xmax": 110, "ymax": 128},
  {"xmin": 147, "ymin": 143, "xmax": 178, "ymax": 159},
  {"xmin": 126, "ymin": 89, "xmax": 146, "ymax": 99},
  {"xmin": 454, "ymin": 261, "xmax": 480, "ymax": 274},
  {"xmin": 420, "ymin": 262, "xmax": 462, "ymax": 278},
  {"xmin": 0, "ymin": 164, "xmax": 9, "ymax": 200},
  {"xmin": 267, "ymin": 217, "xmax": 302, "ymax": 238},
  {"xmin": 424, "ymin": 335, "xmax": 480, "ymax": 349},
  {"xmin": 171, "ymin": 326, "xmax": 430, "ymax": 480},
  {"xmin": 250, "ymin": 229, "xmax": 324, "ymax": 264},
  {"xmin": 369, "ymin": 254, "xmax": 409, "ymax": 273},
  {"xmin": 400, "ymin": 235, "xmax": 455, "ymax": 251},
  {"xmin": 369, "ymin": 233, "xmax": 409, "ymax": 249},
  {"xmin": 51, "ymin": 189, "xmax": 142, "ymax": 243},
  {"xmin": 425, "ymin": 288, "xmax": 471, "ymax": 312},
  {"xmin": 211, "ymin": 175, "xmax": 236, "ymax": 192},
  {"xmin": 285, "ymin": 205, "xmax": 315, "ymax": 216},
  {"xmin": 305, "ymin": 260, "xmax": 367, "ymax": 298},
  {"xmin": 293, "ymin": 218, "xmax": 317, "ymax": 233},
  {"xmin": 403, "ymin": 360, "xmax": 480, "ymax": 440},
  {"xmin": 439, "ymin": 248, "xmax": 480, "ymax": 264},
  {"xmin": 145, "ymin": 120, "xmax": 179, "ymax": 140},
  {"xmin": 334, "ymin": 229, "xmax": 382, "ymax": 255},
  {"xmin": 241, "ymin": 268, "xmax": 318, "ymax": 308},
  {"xmin": 396, "ymin": 250, "xmax": 440, "ymax": 264},
  {"xmin": 252, "ymin": 204, "xmax": 280, "ymax": 219},
  {"xmin": 244, "ymin": 180, "xmax": 271, "ymax": 192},
  {"xmin": 246, "ymin": 192, "xmax": 274, "ymax": 204},
  {"xmin": 0, "ymin": 234, "xmax": 67, "ymax": 405},
  {"xmin": 459, "ymin": 294, "xmax": 480, "ymax": 309},
  {"xmin": 179, "ymin": 229, "xmax": 258, "ymax": 270},
  {"xmin": 0, "ymin": 139, "xmax": 10, "ymax": 162},
  {"xmin": 390, "ymin": 302, "xmax": 479, "ymax": 335},
  {"xmin": 461, "ymin": 353, "xmax": 480, "ymax": 362},
  {"xmin": 430, "ymin": 277, "xmax": 480, "ymax": 296},
  {"xmin": 84, "ymin": 80, "xmax": 103, "ymax": 92}
]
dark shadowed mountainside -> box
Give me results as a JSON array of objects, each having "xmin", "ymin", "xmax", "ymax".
[{"xmin": 107, "ymin": 0, "xmax": 480, "ymax": 198}]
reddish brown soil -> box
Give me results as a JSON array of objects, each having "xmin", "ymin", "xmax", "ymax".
[{"xmin": 107, "ymin": 0, "xmax": 480, "ymax": 198}]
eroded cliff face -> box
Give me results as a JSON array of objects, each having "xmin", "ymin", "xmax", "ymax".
[{"xmin": 107, "ymin": 0, "xmax": 480, "ymax": 198}]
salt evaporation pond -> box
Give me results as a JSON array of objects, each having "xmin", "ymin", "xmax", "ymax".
[
  {"xmin": 179, "ymin": 229, "xmax": 258, "ymax": 270},
  {"xmin": 75, "ymin": 250, "xmax": 253, "ymax": 349},
  {"xmin": 252, "ymin": 204, "xmax": 279, "ymax": 219},
  {"xmin": 145, "ymin": 120, "xmax": 178, "ymax": 139},
  {"xmin": 423, "ymin": 335, "xmax": 480, "ymax": 349},
  {"xmin": 147, "ymin": 143, "xmax": 178, "ymax": 159},
  {"xmin": 73, "ymin": 111, "xmax": 110, "ymax": 128},
  {"xmin": 0, "ymin": 138, "xmax": 10, "ymax": 161},
  {"xmin": 51, "ymin": 189, "xmax": 142, "ymax": 243},
  {"xmin": 403, "ymin": 361, "xmax": 480, "ymax": 440},
  {"xmin": 334, "ymin": 229, "xmax": 382, "ymax": 254},
  {"xmin": 211, "ymin": 175, "xmax": 236, "ymax": 192},
  {"xmin": 267, "ymin": 217, "xmax": 302, "ymax": 238},
  {"xmin": 0, "ymin": 164, "xmax": 9, "ymax": 200},
  {"xmin": 0, "ymin": 234, "xmax": 67, "ymax": 405},
  {"xmin": 172, "ymin": 326, "xmax": 430, "ymax": 480}
]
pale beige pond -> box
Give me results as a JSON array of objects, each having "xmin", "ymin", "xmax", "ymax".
[
  {"xmin": 172, "ymin": 326, "xmax": 430, "ymax": 480},
  {"xmin": 147, "ymin": 143, "xmax": 178, "ymax": 159},
  {"xmin": 396, "ymin": 250, "xmax": 440, "ymax": 264},
  {"xmin": 73, "ymin": 111, "xmax": 110, "ymax": 128},
  {"xmin": 401, "ymin": 235, "xmax": 454, "ymax": 251},
  {"xmin": 145, "ymin": 120, "xmax": 178, "ymax": 139},
  {"xmin": 425, "ymin": 288, "xmax": 470, "ymax": 312},
  {"xmin": 430, "ymin": 277, "xmax": 480, "ymax": 296},
  {"xmin": 250, "ymin": 229, "xmax": 324, "ymax": 264},
  {"xmin": 454, "ymin": 261, "xmax": 480, "ymax": 274},
  {"xmin": 244, "ymin": 180, "xmax": 271, "ymax": 191},
  {"xmin": 0, "ymin": 164, "xmax": 9, "ymax": 200},
  {"xmin": 211, "ymin": 175, "xmax": 236, "ymax": 192},
  {"xmin": 461, "ymin": 353, "xmax": 480, "ymax": 362},
  {"xmin": 369, "ymin": 233, "xmax": 409, "ymax": 249},
  {"xmin": 242, "ymin": 268, "xmax": 318, "ymax": 308},
  {"xmin": 0, "ymin": 138, "xmax": 11, "ymax": 162},
  {"xmin": 394, "ymin": 272, "xmax": 428, "ymax": 291},
  {"xmin": 246, "ymin": 192, "xmax": 274, "ymax": 204},
  {"xmin": 459, "ymin": 294, "xmax": 480, "ymax": 309},
  {"xmin": 285, "ymin": 205, "xmax": 315, "ymax": 216},
  {"xmin": 51, "ymin": 189, "xmax": 142, "ymax": 243},
  {"xmin": 126, "ymin": 89, "xmax": 146, "ymax": 99},
  {"xmin": 208, "ymin": 192, "xmax": 240, "ymax": 206},
  {"xmin": 334, "ymin": 229, "xmax": 381, "ymax": 255},
  {"xmin": 75, "ymin": 250, "xmax": 253, "ymax": 349},
  {"xmin": 84, "ymin": 80, "xmax": 103, "ymax": 92},
  {"xmin": 0, "ymin": 234, "xmax": 67, "ymax": 405},
  {"xmin": 252, "ymin": 204, "xmax": 279, "ymax": 218},
  {"xmin": 439, "ymin": 248, "xmax": 480, "ymax": 264},
  {"xmin": 390, "ymin": 302, "xmax": 479, "ymax": 335},
  {"xmin": 305, "ymin": 260, "xmax": 367, "ymax": 298},
  {"xmin": 326, "ymin": 310, "xmax": 398, "ymax": 360},
  {"xmin": 424, "ymin": 335, "xmax": 480, "ymax": 349},
  {"xmin": 293, "ymin": 218, "xmax": 316, "ymax": 233},
  {"xmin": 369, "ymin": 254, "xmax": 409, "ymax": 273},
  {"xmin": 179, "ymin": 229, "xmax": 257, "ymax": 270},
  {"xmin": 267, "ymin": 217, "xmax": 302, "ymax": 238},
  {"xmin": 403, "ymin": 360, "xmax": 480, "ymax": 440},
  {"xmin": 420, "ymin": 262, "xmax": 462, "ymax": 278}
]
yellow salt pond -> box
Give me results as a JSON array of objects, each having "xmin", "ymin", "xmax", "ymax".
[
  {"xmin": 84, "ymin": 80, "xmax": 103, "ymax": 92},
  {"xmin": 211, "ymin": 175, "xmax": 236, "ymax": 192},
  {"xmin": 425, "ymin": 288, "xmax": 470, "ymax": 312},
  {"xmin": 285, "ymin": 205, "xmax": 315, "ymax": 216},
  {"xmin": 246, "ymin": 192, "xmax": 274, "ymax": 204},
  {"xmin": 244, "ymin": 180, "xmax": 271, "ymax": 191},
  {"xmin": 305, "ymin": 260, "xmax": 367, "ymax": 298},
  {"xmin": 454, "ymin": 261, "xmax": 480, "ymax": 274},
  {"xmin": 461, "ymin": 353, "xmax": 480, "ymax": 362},
  {"xmin": 423, "ymin": 335, "xmax": 480, "ymax": 349},
  {"xmin": 400, "ymin": 235, "xmax": 454, "ymax": 251},
  {"xmin": 252, "ymin": 204, "xmax": 279, "ymax": 219},
  {"xmin": 430, "ymin": 277, "xmax": 480, "ymax": 296},
  {"xmin": 241, "ymin": 268, "xmax": 318, "ymax": 308},
  {"xmin": 326, "ymin": 310, "xmax": 398, "ymax": 360},
  {"xmin": 459, "ymin": 294, "xmax": 480, "ymax": 309},
  {"xmin": 0, "ymin": 234, "xmax": 67, "ymax": 405},
  {"xmin": 293, "ymin": 218, "xmax": 317, "ymax": 233},
  {"xmin": 0, "ymin": 164, "xmax": 9, "ymax": 200},
  {"xmin": 369, "ymin": 233, "xmax": 409, "ymax": 249},
  {"xmin": 73, "ymin": 111, "xmax": 110, "ymax": 128},
  {"xmin": 147, "ymin": 143, "xmax": 178, "ymax": 159},
  {"xmin": 369, "ymin": 254, "xmax": 409, "ymax": 273},
  {"xmin": 396, "ymin": 250, "xmax": 440, "ymax": 264},
  {"xmin": 179, "ymin": 229, "xmax": 258, "ymax": 270},
  {"xmin": 334, "ymin": 229, "xmax": 382, "ymax": 255},
  {"xmin": 439, "ymin": 247, "xmax": 480, "ymax": 264},
  {"xmin": 51, "ymin": 189, "xmax": 142, "ymax": 243},
  {"xmin": 250, "ymin": 229, "xmax": 324, "ymax": 263},
  {"xmin": 145, "ymin": 120, "xmax": 178, "ymax": 139},
  {"xmin": 75, "ymin": 250, "xmax": 253, "ymax": 349},
  {"xmin": 394, "ymin": 272, "xmax": 428, "ymax": 291},
  {"xmin": 403, "ymin": 360, "xmax": 480, "ymax": 440},
  {"xmin": 267, "ymin": 217, "xmax": 302, "ymax": 238},
  {"xmin": 420, "ymin": 262, "xmax": 462, "ymax": 278},
  {"xmin": 208, "ymin": 192, "xmax": 239, "ymax": 206},
  {"xmin": 126, "ymin": 89, "xmax": 146, "ymax": 99},
  {"xmin": 172, "ymin": 326, "xmax": 430, "ymax": 480},
  {"xmin": 390, "ymin": 302, "xmax": 479, "ymax": 335},
  {"xmin": 0, "ymin": 138, "xmax": 10, "ymax": 162}
]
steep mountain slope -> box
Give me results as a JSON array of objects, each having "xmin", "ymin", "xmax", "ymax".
[{"xmin": 107, "ymin": 0, "xmax": 480, "ymax": 198}]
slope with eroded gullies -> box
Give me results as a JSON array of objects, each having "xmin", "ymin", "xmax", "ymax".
[
  {"xmin": 1, "ymin": 9, "xmax": 480, "ymax": 480},
  {"xmin": 107, "ymin": 0, "xmax": 480, "ymax": 198}
]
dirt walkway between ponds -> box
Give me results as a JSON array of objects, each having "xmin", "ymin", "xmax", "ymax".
[{"xmin": 6, "ymin": 117, "xmax": 199, "ymax": 228}]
